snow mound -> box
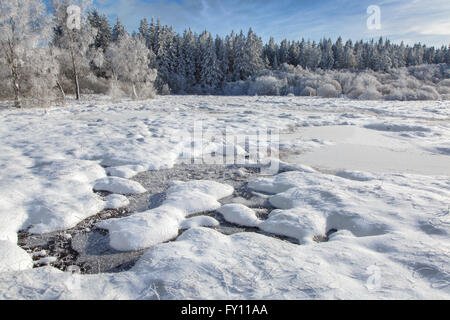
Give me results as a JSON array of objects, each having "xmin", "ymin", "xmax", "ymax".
[
  {"xmin": 180, "ymin": 216, "xmax": 220, "ymax": 230},
  {"xmin": 93, "ymin": 177, "xmax": 147, "ymax": 195},
  {"xmin": 164, "ymin": 180, "xmax": 234, "ymax": 214},
  {"xmin": 106, "ymin": 165, "xmax": 145, "ymax": 179},
  {"xmin": 97, "ymin": 180, "xmax": 234, "ymax": 251},
  {"xmin": 259, "ymin": 208, "xmax": 327, "ymax": 243},
  {"xmin": 97, "ymin": 207, "xmax": 181, "ymax": 251},
  {"xmin": 23, "ymin": 159, "xmax": 106, "ymax": 234},
  {"xmin": 217, "ymin": 204, "xmax": 261, "ymax": 227},
  {"xmin": 0, "ymin": 241, "xmax": 33, "ymax": 272},
  {"xmin": 364, "ymin": 123, "xmax": 431, "ymax": 132},
  {"xmin": 104, "ymin": 194, "xmax": 130, "ymax": 210},
  {"xmin": 336, "ymin": 170, "xmax": 377, "ymax": 182}
]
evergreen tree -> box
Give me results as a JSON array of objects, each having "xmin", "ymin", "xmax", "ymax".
[{"xmin": 112, "ymin": 17, "xmax": 127, "ymax": 42}]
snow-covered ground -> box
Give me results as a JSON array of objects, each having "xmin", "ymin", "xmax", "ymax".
[{"xmin": 0, "ymin": 95, "xmax": 448, "ymax": 299}]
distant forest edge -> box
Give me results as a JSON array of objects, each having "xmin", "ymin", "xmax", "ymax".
[{"xmin": 1, "ymin": 0, "xmax": 449, "ymax": 107}]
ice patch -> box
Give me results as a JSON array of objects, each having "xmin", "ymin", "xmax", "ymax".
[
  {"xmin": 364, "ymin": 123, "xmax": 431, "ymax": 132},
  {"xmin": 217, "ymin": 204, "xmax": 261, "ymax": 227},
  {"xmin": 93, "ymin": 177, "xmax": 147, "ymax": 195}
]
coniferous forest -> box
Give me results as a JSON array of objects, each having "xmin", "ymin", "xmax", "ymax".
[{"xmin": 1, "ymin": 0, "xmax": 449, "ymax": 107}]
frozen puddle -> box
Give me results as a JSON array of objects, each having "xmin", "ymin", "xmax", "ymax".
[
  {"xmin": 282, "ymin": 125, "xmax": 450, "ymax": 176},
  {"xmin": 18, "ymin": 165, "xmax": 302, "ymax": 274}
]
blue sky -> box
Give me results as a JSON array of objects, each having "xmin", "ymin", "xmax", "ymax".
[{"xmin": 93, "ymin": 0, "xmax": 450, "ymax": 47}]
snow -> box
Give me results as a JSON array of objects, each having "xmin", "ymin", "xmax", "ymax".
[
  {"xmin": 180, "ymin": 216, "xmax": 220, "ymax": 230},
  {"xmin": 106, "ymin": 165, "xmax": 144, "ymax": 179},
  {"xmin": 0, "ymin": 241, "xmax": 33, "ymax": 272},
  {"xmin": 259, "ymin": 208, "xmax": 327, "ymax": 243},
  {"xmin": 34, "ymin": 256, "xmax": 58, "ymax": 266},
  {"xmin": 0, "ymin": 95, "xmax": 449, "ymax": 300},
  {"xmin": 164, "ymin": 180, "xmax": 234, "ymax": 215},
  {"xmin": 104, "ymin": 194, "xmax": 130, "ymax": 210},
  {"xmin": 364, "ymin": 122, "xmax": 431, "ymax": 132},
  {"xmin": 97, "ymin": 180, "xmax": 234, "ymax": 251},
  {"xmin": 217, "ymin": 204, "xmax": 261, "ymax": 227},
  {"xmin": 93, "ymin": 177, "xmax": 147, "ymax": 195}
]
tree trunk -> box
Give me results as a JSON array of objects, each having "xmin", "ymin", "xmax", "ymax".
[
  {"xmin": 56, "ymin": 80, "xmax": 66, "ymax": 101},
  {"xmin": 69, "ymin": 32, "xmax": 80, "ymax": 100},
  {"xmin": 12, "ymin": 71, "xmax": 21, "ymax": 108},
  {"xmin": 132, "ymin": 83, "xmax": 138, "ymax": 100},
  {"xmin": 4, "ymin": 20, "xmax": 21, "ymax": 108}
]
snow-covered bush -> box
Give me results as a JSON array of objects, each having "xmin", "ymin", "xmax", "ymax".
[
  {"xmin": 417, "ymin": 86, "xmax": 440, "ymax": 100},
  {"xmin": 300, "ymin": 86, "xmax": 316, "ymax": 96},
  {"xmin": 248, "ymin": 76, "xmax": 285, "ymax": 96},
  {"xmin": 438, "ymin": 79, "xmax": 450, "ymax": 87},
  {"xmin": 317, "ymin": 84, "xmax": 340, "ymax": 98},
  {"xmin": 223, "ymin": 81, "xmax": 249, "ymax": 95},
  {"xmin": 358, "ymin": 88, "xmax": 382, "ymax": 100}
]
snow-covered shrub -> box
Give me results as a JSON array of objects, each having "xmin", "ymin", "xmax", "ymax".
[
  {"xmin": 438, "ymin": 79, "xmax": 450, "ymax": 87},
  {"xmin": 108, "ymin": 80, "xmax": 127, "ymax": 100},
  {"xmin": 317, "ymin": 84, "xmax": 340, "ymax": 98},
  {"xmin": 326, "ymin": 79, "xmax": 342, "ymax": 93},
  {"xmin": 417, "ymin": 86, "xmax": 440, "ymax": 100},
  {"xmin": 437, "ymin": 86, "xmax": 450, "ymax": 94},
  {"xmin": 385, "ymin": 86, "xmax": 439, "ymax": 101},
  {"xmin": 223, "ymin": 81, "xmax": 249, "ymax": 95},
  {"xmin": 358, "ymin": 88, "xmax": 382, "ymax": 100},
  {"xmin": 249, "ymin": 76, "xmax": 280, "ymax": 96},
  {"xmin": 80, "ymin": 74, "xmax": 110, "ymax": 94},
  {"xmin": 301, "ymin": 86, "xmax": 316, "ymax": 96}
]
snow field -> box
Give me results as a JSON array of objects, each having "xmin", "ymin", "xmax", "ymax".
[{"xmin": 0, "ymin": 96, "xmax": 448, "ymax": 299}]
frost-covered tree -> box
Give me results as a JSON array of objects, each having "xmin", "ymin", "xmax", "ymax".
[
  {"xmin": 198, "ymin": 32, "xmax": 222, "ymax": 89},
  {"xmin": 333, "ymin": 37, "xmax": 345, "ymax": 69},
  {"xmin": 52, "ymin": 0, "xmax": 98, "ymax": 100},
  {"xmin": 88, "ymin": 9, "xmax": 111, "ymax": 51},
  {"xmin": 182, "ymin": 29, "xmax": 198, "ymax": 88},
  {"xmin": 264, "ymin": 37, "xmax": 279, "ymax": 69},
  {"xmin": 320, "ymin": 39, "xmax": 334, "ymax": 70},
  {"xmin": 288, "ymin": 41, "xmax": 300, "ymax": 66},
  {"xmin": 215, "ymin": 35, "xmax": 229, "ymax": 85},
  {"xmin": 138, "ymin": 18, "xmax": 152, "ymax": 49},
  {"xmin": 106, "ymin": 33, "xmax": 157, "ymax": 99},
  {"xmin": 0, "ymin": 0, "xmax": 53, "ymax": 107},
  {"xmin": 245, "ymin": 28, "xmax": 264, "ymax": 76},
  {"xmin": 112, "ymin": 17, "xmax": 127, "ymax": 42}
]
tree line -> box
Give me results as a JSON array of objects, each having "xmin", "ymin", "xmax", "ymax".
[{"xmin": 1, "ymin": 0, "xmax": 449, "ymax": 107}]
